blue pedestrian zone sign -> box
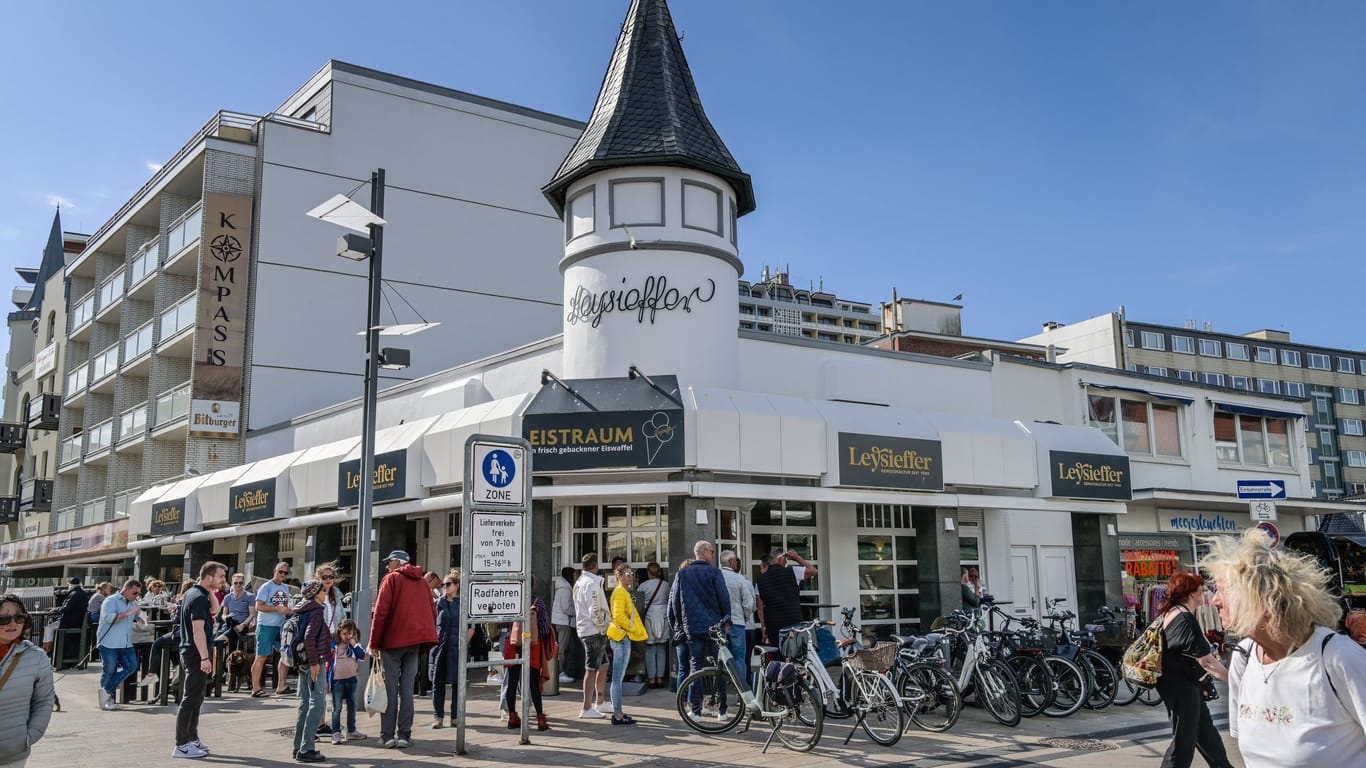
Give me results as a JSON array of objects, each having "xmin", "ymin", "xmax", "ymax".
[
  {"xmin": 483, "ymin": 449, "xmax": 516, "ymax": 488},
  {"xmin": 468, "ymin": 439, "xmax": 527, "ymax": 509},
  {"xmin": 1236, "ymin": 480, "xmax": 1286, "ymax": 499}
]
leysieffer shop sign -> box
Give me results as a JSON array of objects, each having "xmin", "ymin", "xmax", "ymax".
[
  {"xmin": 837, "ymin": 433, "xmax": 944, "ymax": 491},
  {"xmin": 1049, "ymin": 450, "xmax": 1132, "ymax": 500}
]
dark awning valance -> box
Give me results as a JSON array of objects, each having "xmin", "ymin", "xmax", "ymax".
[
  {"xmin": 1087, "ymin": 383, "xmax": 1194, "ymax": 405},
  {"xmin": 1212, "ymin": 402, "xmax": 1305, "ymax": 421}
]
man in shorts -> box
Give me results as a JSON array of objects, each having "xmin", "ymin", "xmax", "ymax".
[
  {"xmin": 251, "ymin": 562, "xmax": 294, "ymax": 697},
  {"xmin": 572, "ymin": 552, "xmax": 611, "ymax": 718}
]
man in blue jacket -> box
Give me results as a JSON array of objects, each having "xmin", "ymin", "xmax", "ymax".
[{"xmin": 669, "ymin": 540, "xmax": 731, "ymax": 721}]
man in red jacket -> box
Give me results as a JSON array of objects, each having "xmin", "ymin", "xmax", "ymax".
[{"xmin": 368, "ymin": 551, "xmax": 438, "ymax": 749}]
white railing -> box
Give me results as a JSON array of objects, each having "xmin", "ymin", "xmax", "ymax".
[
  {"xmin": 155, "ymin": 384, "xmax": 191, "ymax": 426},
  {"xmin": 64, "ymin": 366, "xmax": 88, "ymax": 397},
  {"xmin": 119, "ymin": 403, "xmax": 147, "ymax": 441},
  {"xmin": 59, "ymin": 434, "xmax": 81, "ymax": 465},
  {"xmin": 129, "ymin": 239, "xmax": 158, "ymax": 285},
  {"xmin": 159, "ymin": 294, "xmax": 197, "ymax": 339},
  {"xmin": 87, "ymin": 419, "xmax": 114, "ymax": 453},
  {"xmin": 113, "ymin": 488, "xmax": 139, "ymax": 519},
  {"xmin": 91, "ymin": 344, "xmax": 120, "ymax": 382},
  {"xmin": 97, "ymin": 268, "xmax": 125, "ymax": 311},
  {"xmin": 124, "ymin": 321, "xmax": 153, "ymax": 361},
  {"xmin": 79, "ymin": 498, "xmax": 106, "ymax": 528},
  {"xmin": 166, "ymin": 204, "xmax": 202, "ymax": 257},
  {"xmin": 70, "ymin": 291, "xmax": 96, "ymax": 330},
  {"xmin": 54, "ymin": 506, "xmax": 77, "ymax": 531}
]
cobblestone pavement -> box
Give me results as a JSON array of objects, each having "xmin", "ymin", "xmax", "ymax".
[{"xmin": 29, "ymin": 669, "xmax": 1244, "ymax": 767}]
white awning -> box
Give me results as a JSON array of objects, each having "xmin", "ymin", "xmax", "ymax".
[
  {"xmin": 421, "ymin": 394, "xmax": 530, "ymax": 488},
  {"xmin": 129, "ymin": 485, "xmax": 169, "ymax": 537},
  {"xmin": 224, "ymin": 448, "xmax": 307, "ymax": 524},
  {"xmin": 337, "ymin": 414, "xmax": 442, "ymax": 505},
  {"xmin": 141, "ymin": 475, "xmax": 210, "ymax": 535},
  {"xmin": 289, "ymin": 436, "xmax": 360, "ymax": 511},
  {"xmin": 195, "ymin": 464, "xmax": 253, "ymax": 526},
  {"xmin": 688, "ymin": 388, "xmax": 824, "ymax": 477},
  {"xmin": 1016, "ymin": 420, "xmax": 1130, "ymax": 501}
]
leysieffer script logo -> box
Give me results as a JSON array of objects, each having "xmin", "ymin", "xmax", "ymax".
[{"xmin": 566, "ymin": 276, "xmax": 716, "ymax": 327}]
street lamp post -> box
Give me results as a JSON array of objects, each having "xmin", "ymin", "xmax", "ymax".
[{"xmin": 354, "ymin": 168, "xmax": 385, "ymax": 630}]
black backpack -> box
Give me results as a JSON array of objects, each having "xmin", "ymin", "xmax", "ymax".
[{"xmin": 280, "ymin": 611, "xmax": 309, "ymax": 668}]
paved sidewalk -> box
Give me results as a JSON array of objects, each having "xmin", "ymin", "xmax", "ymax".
[{"xmin": 29, "ymin": 669, "xmax": 1245, "ymax": 767}]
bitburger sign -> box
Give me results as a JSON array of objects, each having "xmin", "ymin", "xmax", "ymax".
[
  {"xmin": 836, "ymin": 433, "xmax": 944, "ymax": 491},
  {"xmin": 1049, "ymin": 450, "xmax": 1131, "ymax": 500}
]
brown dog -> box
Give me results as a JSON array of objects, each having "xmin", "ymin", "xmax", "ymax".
[{"xmin": 226, "ymin": 649, "xmax": 255, "ymax": 693}]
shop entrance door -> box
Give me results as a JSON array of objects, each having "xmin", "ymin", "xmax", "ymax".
[
  {"xmin": 1039, "ymin": 546, "xmax": 1077, "ymax": 614},
  {"xmin": 1009, "ymin": 546, "xmax": 1038, "ymax": 618}
]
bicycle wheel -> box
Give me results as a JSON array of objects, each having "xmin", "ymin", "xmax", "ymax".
[
  {"xmin": 1080, "ymin": 651, "xmax": 1118, "ymax": 710},
  {"xmin": 855, "ymin": 672, "xmax": 904, "ymax": 746},
  {"xmin": 774, "ymin": 679, "xmax": 824, "ymax": 752},
  {"xmin": 1003, "ymin": 654, "xmax": 1053, "ymax": 717},
  {"xmin": 899, "ymin": 663, "xmax": 961, "ymax": 733},
  {"xmin": 675, "ymin": 666, "xmax": 745, "ymax": 734},
  {"xmin": 1137, "ymin": 684, "xmax": 1163, "ymax": 706},
  {"xmin": 822, "ymin": 664, "xmax": 854, "ymax": 719},
  {"xmin": 1040, "ymin": 656, "xmax": 1086, "ymax": 717},
  {"xmin": 974, "ymin": 660, "xmax": 1022, "ymax": 727}
]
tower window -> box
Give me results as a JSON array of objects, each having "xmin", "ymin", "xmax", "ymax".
[
  {"xmin": 566, "ymin": 186, "xmax": 595, "ymax": 242},
  {"xmin": 681, "ymin": 179, "xmax": 722, "ymax": 236},
  {"xmin": 609, "ymin": 178, "xmax": 664, "ymax": 228}
]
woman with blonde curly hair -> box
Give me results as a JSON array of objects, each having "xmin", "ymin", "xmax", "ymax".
[{"xmin": 1205, "ymin": 528, "xmax": 1366, "ymax": 767}]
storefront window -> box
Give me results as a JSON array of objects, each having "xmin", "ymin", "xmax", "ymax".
[
  {"xmin": 748, "ymin": 500, "xmax": 820, "ymax": 594},
  {"xmin": 569, "ymin": 503, "xmax": 669, "ymax": 582},
  {"xmin": 854, "ymin": 504, "xmax": 918, "ymax": 639}
]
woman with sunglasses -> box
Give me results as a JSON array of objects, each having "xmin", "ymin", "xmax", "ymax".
[
  {"xmin": 430, "ymin": 570, "xmax": 472, "ymax": 729},
  {"xmin": 311, "ymin": 564, "xmax": 347, "ymax": 738},
  {"xmin": 0, "ymin": 594, "xmax": 56, "ymax": 768}
]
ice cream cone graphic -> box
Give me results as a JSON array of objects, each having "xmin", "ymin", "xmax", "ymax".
[{"xmin": 641, "ymin": 411, "xmax": 675, "ymax": 465}]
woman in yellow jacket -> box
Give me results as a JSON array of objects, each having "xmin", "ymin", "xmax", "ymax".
[{"xmin": 607, "ymin": 564, "xmax": 647, "ymax": 725}]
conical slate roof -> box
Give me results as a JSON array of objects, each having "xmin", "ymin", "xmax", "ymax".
[
  {"xmin": 26, "ymin": 210, "xmax": 64, "ymax": 311},
  {"xmin": 543, "ymin": 0, "xmax": 754, "ymax": 217}
]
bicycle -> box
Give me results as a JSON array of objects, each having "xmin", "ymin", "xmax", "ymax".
[
  {"xmin": 934, "ymin": 610, "xmax": 1022, "ymax": 726},
  {"xmin": 1090, "ymin": 606, "xmax": 1161, "ymax": 706},
  {"xmin": 888, "ymin": 627, "xmax": 963, "ymax": 732},
  {"xmin": 1041, "ymin": 599, "xmax": 1119, "ymax": 710},
  {"xmin": 980, "ymin": 602, "xmax": 1055, "ymax": 718},
  {"xmin": 674, "ymin": 623, "xmax": 824, "ymax": 752},
  {"xmin": 785, "ymin": 609, "xmax": 905, "ymax": 746}
]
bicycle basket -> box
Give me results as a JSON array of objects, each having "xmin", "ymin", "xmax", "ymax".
[
  {"xmin": 765, "ymin": 660, "xmax": 802, "ymax": 707},
  {"xmin": 1014, "ymin": 630, "xmax": 1052, "ymax": 652},
  {"xmin": 843, "ymin": 643, "xmax": 897, "ymax": 674},
  {"xmin": 779, "ymin": 628, "xmax": 808, "ymax": 661}
]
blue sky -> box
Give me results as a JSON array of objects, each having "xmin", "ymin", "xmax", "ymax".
[{"xmin": 3, "ymin": 1, "xmax": 1363, "ymax": 349}]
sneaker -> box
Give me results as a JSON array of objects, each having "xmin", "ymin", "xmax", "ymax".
[
  {"xmin": 330, "ymin": 733, "xmax": 343, "ymax": 745},
  {"xmin": 316, "ymin": 723, "xmax": 332, "ymax": 735},
  {"xmin": 172, "ymin": 743, "xmax": 207, "ymax": 759},
  {"xmin": 346, "ymin": 731, "xmax": 367, "ymax": 740},
  {"xmin": 380, "ymin": 738, "xmax": 398, "ymax": 749},
  {"xmin": 192, "ymin": 739, "xmax": 210, "ymax": 754},
  {"xmin": 601, "ymin": 699, "xmax": 612, "ymax": 711},
  {"xmin": 579, "ymin": 707, "xmax": 605, "ymax": 719},
  {"xmin": 295, "ymin": 750, "xmax": 325, "ymax": 763},
  {"xmin": 395, "ymin": 738, "xmax": 412, "ymax": 749},
  {"xmin": 716, "ymin": 712, "xmax": 728, "ymax": 722},
  {"xmin": 499, "ymin": 709, "xmax": 508, "ymax": 721},
  {"xmin": 558, "ymin": 672, "xmax": 574, "ymax": 684},
  {"xmin": 687, "ymin": 711, "xmax": 703, "ymax": 723},
  {"xmin": 486, "ymin": 672, "xmax": 502, "ymax": 684},
  {"xmin": 141, "ymin": 673, "xmax": 159, "ymax": 687},
  {"xmin": 101, "ymin": 690, "xmax": 117, "ymax": 710}
]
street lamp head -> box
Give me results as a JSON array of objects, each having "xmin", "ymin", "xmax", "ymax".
[
  {"xmin": 378, "ymin": 347, "xmax": 411, "ymax": 370},
  {"xmin": 337, "ymin": 233, "xmax": 373, "ymax": 261}
]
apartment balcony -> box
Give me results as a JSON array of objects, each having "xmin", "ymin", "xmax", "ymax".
[
  {"xmin": 64, "ymin": 365, "xmax": 89, "ymax": 407},
  {"xmin": 57, "ymin": 433, "xmax": 81, "ymax": 472},
  {"xmin": 19, "ymin": 479, "xmax": 53, "ymax": 512},
  {"xmin": 0, "ymin": 496, "xmax": 17, "ymax": 525},
  {"xmin": 163, "ymin": 205, "xmax": 202, "ymax": 276},
  {"xmin": 94, "ymin": 268, "xmax": 125, "ymax": 324},
  {"xmin": 127, "ymin": 239, "xmax": 158, "ymax": 302},
  {"xmin": 152, "ymin": 383, "xmax": 191, "ymax": 438},
  {"xmin": 0, "ymin": 422, "xmax": 25, "ymax": 453},
  {"xmin": 27, "ymin": 393, "xmax": 60, "ymax": 431},
  {"xmin": 116, "ymin": 402, "xmax": 148, "ymax": 453},
  {"xmin": 122, "ymin": 321, "xmax": 154, "ymax": 377},
  {"xmin": 89, "ymin": 344, "xmax": 120, "ymax": 395},
  {"xmin": 85, "ymin": 418, "xmax": 115, "ymax": 465},
  {"xmin": 112, "ymin": 487, "xmax": 139, "ymax": 519},
  {"xmin": 68, "ymin": 290, "xmax": 96, "ymax": 341},
  {"xmin": 158, "ymin": 294, "xmax": 197, "ymax": 358}
]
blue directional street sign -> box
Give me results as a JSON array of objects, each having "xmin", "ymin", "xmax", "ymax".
[{"xmin": 1236, "ymin": 480, "xmax": 1286, "ymax": 499}]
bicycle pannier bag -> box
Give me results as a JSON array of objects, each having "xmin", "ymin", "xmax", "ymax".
[
  {"xmin": 1121, "ymin": 618, "xmax": 1164, "ymax": 689},
  {"xmin": 765, "ymin": 660, "xmax": 801, "ymax": 707},
  {"xmin": 779, "ymin": 628, "xmax": 806, "ymax": 661}
]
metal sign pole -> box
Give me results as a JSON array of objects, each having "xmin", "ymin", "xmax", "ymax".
[{"xmin": 457, "ymin": 435, "xmax": 532, "ymax": 754}]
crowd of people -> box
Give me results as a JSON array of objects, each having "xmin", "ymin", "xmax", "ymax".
[{"xmin": 2, "ymin": 530, "xmax": 1361, "ymax": 766}]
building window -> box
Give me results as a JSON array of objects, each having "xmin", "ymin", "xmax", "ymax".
[
  {"xmin": 1341, "ymin": 419, "xmax": 1365, "ymax": 436},
  {"xmin": 608, "ymin": 178, "xmax": 665, "ymax": 228},
  {"xmin": 1338, "ymin": 357, "xmax": 1356, "ymax": 374},
  {"xmin": 1088, "ymin": 394, "xmax": 1183, "ymax": 458},
  {"xmin": 1148, "ymin": 367, "xmax": 1168, "ymax": 377},
  {"xmin": 571, "ymin": 504, "xmax": 669, "ymax": 578},
  {"xmin": 1230, "ymin": 376, "xmax": 1251, "ymax": 391},
  {"xmin": 1200, "ymin": 372, "xmax": 1225, "ymax": 386},
  {"xmin": 1347, "ymin": 482, "xmax": 1366, "ymax": 496},
  {"xmin": 1307, "ymin": 353, "xmax": 1331, "ymax": 370},
  {"xmin": 1255, "ymin": 346, "xmax": 1277, "ymax": 364},
  {"xmin": 750, "ymin": 500, "xmax": 820, "ymax": 595},
  {"xmin": 1281, "ymin": 350, "xmax": 1302, "ymax": 367},
  {"xmin": 1285, "ymin": 381, "xmax": 1307, "ymax": 398},
  {"xmin": 566, "ymin": 187, "xmax": 595, "ymax": 241},
  {"xmin": 1258, "ymin": 379, "xmax": 1281, "ymax": 395},
  {"xmin": 1226, "ymin": 343, "xmax": 1250, "ymax": 361},
  {"xmin": 1123, "ymin": 329, "xmax": 1135, "ymax": 348},
  {"xmin": 681, "ymin": 180, "xmax": 723, "ymax": 235},
  {"xmin": 1338, "ymin": 387, "xmax": 1361, "ymax": 405},
  {"xmin": 1199, "ymin": 339, "xmax": 1222, "ymax": 357},
  {"xmin": 1140, "ymin": 331, "xmax": 1165, "ymax": 350},
  {"xmin": 1214, "ymin": 412, "xmax": 1294, "ymax": 468},
  {"xmin": 1345, "ymin": 451, "xmax": 1366, "ymax": 468},
  {"xmin": 854, "ymin": 504, "xmax": 919, "ymax": 638},
  {"xmin": 1172, "ymin": 336, "xmax": 1194, "ymax": 354},
  {"xmin": 1178, "ymin": 370, "xmax": 1195, "ymax": 381}
]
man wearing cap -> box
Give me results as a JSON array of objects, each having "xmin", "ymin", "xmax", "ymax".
[{"xmin": 369, "ymin": 550, "xmax": 438, "ymax": 750}]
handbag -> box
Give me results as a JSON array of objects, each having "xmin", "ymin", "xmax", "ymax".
[
  {"xmin": 364, "ymin": 657, "xmax": 387, "ymax": 716},
  {"xmin": 1121, "ymin": 616, "xmax": 1165, "ymax": 689}
]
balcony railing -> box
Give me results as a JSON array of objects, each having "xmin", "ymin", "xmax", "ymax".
[
  {"xmin": 65, "ymin": 366, "xmax": 89, "ymax": 398},
  {"xmin": 87, "ymin": 419, "xmax": 114, "ymax": 454},
  {"xmin": 129, "ymin": 239, "xmax": 157, "ymax": 286},
  {"xmin": 0, "ymin": 422, "xmax": 24, "ymax": 453},
  {"xmin": 166, "ymin": 204, "xmax": 202, "ymax": 258},
  {"xmin": 124, "ymin": 321, "xmax": 153, "ymax": 362},
  {"xmin": 159, "ymin": 294, "xmax": 197, "ymax": 340},
  {"xmin": 119, "ymin": 403, "xmax": 148, "ymax": 441},
  {"xmin": 113, "ymin": 488, "xmax": 139, "ymax": 519},
  {"xmin": 155, "ymin": 384, "xmax": 191, "ymax": 427},
  {"xmin": 70, "ymin": 291, "xmax": 96, "ymax": 330},
  {"xmin": 79, "ymin": 498, "xmax": 107, "ymax": 527},
  {"xmin": 97, "ymin": 268, "xmax": 125, "ymax": 312},
  {"xmin": 91, "ymin": 344, "xmax": 120, "ymax": 383},
  {"xmin": 58, "ymin": 433, "xmax": 81, "ymax": 466},
  {"xmin": 27, "ymin": 393, "xmax": 60, "ymax": 431},
  {"xmin": 19, "ymin": 479, "xmax": 53, "ymax": 512},
  {"xmin": 53, "ymin": 506, "xmax": 76, "ymax": 531}
]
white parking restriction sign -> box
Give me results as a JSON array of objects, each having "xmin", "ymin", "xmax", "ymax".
[
  {"xmin": 471, "ymin": 441, "xmax": 524, "ymax": 507},
  {"xmin": 471, "ymin": 511, "xmax": 524, "ymax": 574}
]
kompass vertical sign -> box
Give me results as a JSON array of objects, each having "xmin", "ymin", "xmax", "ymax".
[{"xmin": 190, "ymin": 193, "xmax": 254, "ymax": 437}]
